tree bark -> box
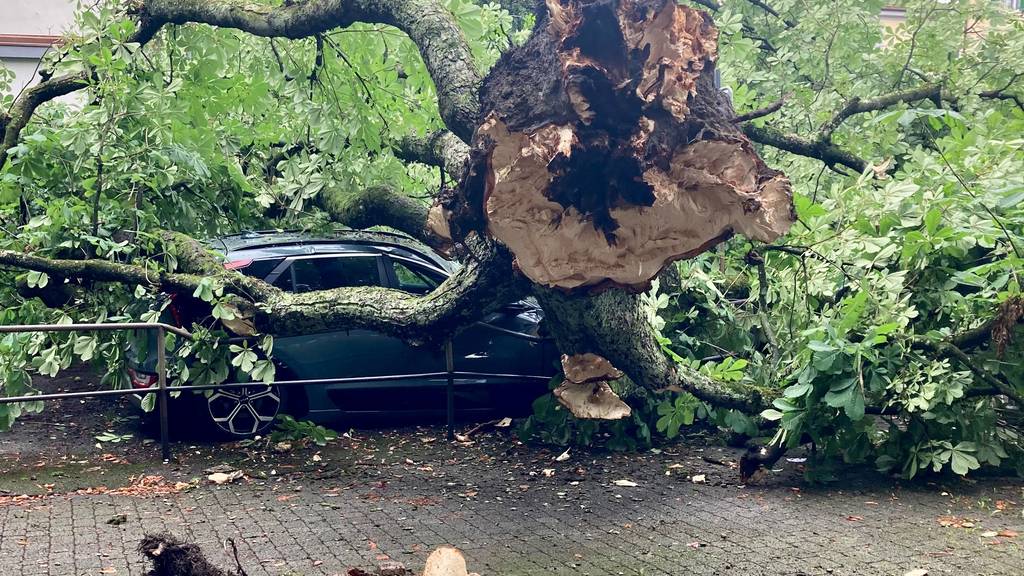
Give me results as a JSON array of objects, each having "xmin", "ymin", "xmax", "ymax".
[
  {"xmin": 534, "ymin": 288, "xmax": 767, "ymax": 412},
  {"xmin": 316, "ymin": 185, "xmax": 451, "ymax": 251},
  {"xmin": 0, "ymin": 235, "xmax": 523, "ymax": 345}
]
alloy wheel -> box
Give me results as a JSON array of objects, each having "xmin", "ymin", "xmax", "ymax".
[{"xmin": 207, "ymin": 385, "xmax": 281, "ymax": 436}]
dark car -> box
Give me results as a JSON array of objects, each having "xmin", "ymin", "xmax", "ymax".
[{"xmin": 126, "ymin": 230, "xmax": 557, "ymax": 437}]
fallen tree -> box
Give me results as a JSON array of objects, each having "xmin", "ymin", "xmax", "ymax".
[
  {"xmin": 0, "ymin": 0, "xmax": 792, "ymax": 409},
  {"xmin": 0, "ymin": 0, "xmax": 1021, "ymax": 481}
]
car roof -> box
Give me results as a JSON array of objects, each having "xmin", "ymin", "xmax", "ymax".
[{"xmin": 212, "ymin": 229, "xmax": 454, "ymax": 271}]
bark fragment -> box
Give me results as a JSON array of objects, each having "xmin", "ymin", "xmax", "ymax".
[
  {"xmin": 561, "ymin": 352, "xmax": 624, "ymax": 384},
  {"xmin": 555, "ymin": 353, "xmax": 631, "ymax": 420},
  {"xmin": 992, "ymin": 296, "xmax": 1023, "ymax": 358},
  {"xmin": 426, "ymin": 202, "xmax": 455, "ymax": 255},
  {"xmin": 554, "ymin": 380, "xmax": 632, "ymax": 420},
  {"xmin": 470, "ymin": 0, "xmax": 794, "ymax": 290}
]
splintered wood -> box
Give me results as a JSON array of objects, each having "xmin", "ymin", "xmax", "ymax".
[{"xmin": 466, "ymin": 0, "xmax": 794, "ymax": 290}]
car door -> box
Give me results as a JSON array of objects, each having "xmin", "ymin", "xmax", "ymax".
[
  {"xmin": 267, "ymin": 252, "xmax": 445, "ymax": 419},
  {"xmin": 384, "ymin": 255, "xmax": 554, "ymax": 414}
]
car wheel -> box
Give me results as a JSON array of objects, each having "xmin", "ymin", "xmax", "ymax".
[{"xmin": 206, "ymin": 384, "xmax": 282, "ymax": 437}]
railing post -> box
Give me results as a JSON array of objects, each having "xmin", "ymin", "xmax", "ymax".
[
  {"xmin": 445, "ymin": 338, "xmax": 455, "ymax": 442},
  {"xmin": 156, "ymin": 326, "xmax": 171, "ymax": 462}
]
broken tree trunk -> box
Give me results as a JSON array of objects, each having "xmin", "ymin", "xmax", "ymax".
[
  {"xmin": 454, "ymin": 0, "xmax": 794, "ymax": 291},
  {"xmin": 425, "ymin": 0, "xmax": 794, "ymax": 411}
]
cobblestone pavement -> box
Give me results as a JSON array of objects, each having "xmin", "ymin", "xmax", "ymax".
[{"xmin": 0, "ymin": 423, "xmax": 1022, "ymax": 576}]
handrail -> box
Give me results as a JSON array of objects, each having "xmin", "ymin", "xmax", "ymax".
[
  {"xmin": 0, "ymin": 322, "xmax": 551, "ymax": 461},
  {"xmin": 0, "ymin": 371, "xmax": 551, "ymax": 404},
  {"xmin": 0, "ymin": 322, "xmax": 193, "ymax": 339}
]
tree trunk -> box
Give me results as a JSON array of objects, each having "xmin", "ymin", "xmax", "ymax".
[{"xmin": 535, "ymin": 288, "xmax": 766, "ymax": 412}]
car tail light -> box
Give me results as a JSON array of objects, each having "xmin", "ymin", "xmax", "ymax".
[
  {"xmin": 223, "ymin": 259, "xmax": 252, "ymax": 270},
  {"xmin": 128, "ymin": 367, "xmax": 157, "ymax": 389}
]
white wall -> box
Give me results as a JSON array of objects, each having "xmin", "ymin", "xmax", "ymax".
[{"xmin": 0, "ymin": 0, "xmax": 78, "ymax": 96}]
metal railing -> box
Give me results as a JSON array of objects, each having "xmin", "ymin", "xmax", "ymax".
[{"xmin": 0, "ymin": 323, "xmax": 552, "ymax": 461}]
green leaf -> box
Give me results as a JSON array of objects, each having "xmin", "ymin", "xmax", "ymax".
[
  {"xmin": 949, "ymin": 449, "xmax": 979, "ymax": 476},
  {"xmin": 73, "ymin": 336, "xmax": 98, "ymax": 362},
  {"xmin": 26, "ymin": 271, "xmax": 49, "ymax": 289},
  {"xmin": 823, "ymin": 377, "xmax": 856, "ymax": 408},
  {"xmin": 807, "ymin": 340, "xmax": 836, "ymax": 352},
  {"xmin": 844, "ymin": 388, "xmax": 865, "ymax": 421},
  {"xmin": 924, "ymin": 208, "xmax": 942, "ymax": 235},
  {"xmin": 783, "ymin": 382, "xmax": 812, "ymax": 398},
  {"xmin": 193, "ymin": 278, "xmax": 215, "ymax": 302}
]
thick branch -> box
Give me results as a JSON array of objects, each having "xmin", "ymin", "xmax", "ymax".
[
  {"xmin": 140, "ymin": 0, "xmax": 481, "ymax": 141},
  {"xmin": 1, "ymin": 73, "xmax": 89, "ymax": 167},
  {"xmin": 316, "ymin": 185, "xmax": 451, "ymax": 251},
  {"xmin": 534, "ymin": 288, "xmax": 768, "ymax": 413},
  {"xmin": 820, "ymin": 83, "xmax": 949, "ymax": 140},
  {"xmin": 394, "ymin": 129, "xmax": 470, "ymax": 179},
  {"xmin": 0, "ymin": 237, "xmax": 522, "ymax": 343},
  {"xmin": 743, "ymin": 124, "xmax": 869, "ymax": 174}
]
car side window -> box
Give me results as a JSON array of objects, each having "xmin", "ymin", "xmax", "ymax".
[
  {"xmin": 289, "ymin": 256, "xmax": 381, "ymax": 293},
  {"xmin": 233, "ymin": 259, "xmax": 282, "ymax": 280},
  {"xmin": 391, "ymin": 260, "xmax": 445, "ymax": 294},
  {"xmin": 272, "ymin": 270, "xmax": 294, "ymax": 291}
]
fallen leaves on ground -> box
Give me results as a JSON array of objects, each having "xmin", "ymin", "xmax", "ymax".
[
  {"xmin": 937, "ymin": 516, "xmax": 975, "ymax": 528},
  {"xmin": 0, "ymin": 475, "xmax": 192, "ymax": 507}
]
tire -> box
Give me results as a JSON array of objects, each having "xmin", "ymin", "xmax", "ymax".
[{"xmin": 206, "ymin": 384, "xmax": 283, "ymax": 438}]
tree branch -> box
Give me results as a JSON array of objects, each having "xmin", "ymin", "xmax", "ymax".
[
  {"xmin": 912, "ymin": 338, "xmax": 1022, "ymax": 406},
  {"xmin": 0, "ymin": 236, "xmax": 522, "ymax": 344},
  {"xmin": 743, "ymin": 123, "xmax": 869, "ymax": 174},
  {"xmin": 535, "ymin": 288, "xmax": 769, "ymax": 413},
  {"xmin": 316, "ymin": 185, "xmax": 451, "ymax": 251},
  {"xmin": 979, "ymin": 86, "xmax": 1024, "ymax": 113},
  {"xmin": 744, "ymin": 0, "xmax": 796, "ymax": 28},
  {"xmin": 820, "ymin": 83, "xmax": 950, "ymax": 140},
  {"xmin": 1, "ymin": 72, "xmax": 89, "ymax": 168},
  {"xmin": 2, "ymin": 0, "xmax": 482, "ymax": 168},
  {"xmin": 739, "ymin": 82, "xmax": 967, "ymax": 175},
  {"xmin": 731, "ymin": 95, "xmax": 788, "ymax": 123},
  {"xmin": 394, "ymin": 129, "xmax": 470, "ymax": 179},
  {"xmin": 139, "ymin": 0, "xmax": 481, "ymax": 141}
]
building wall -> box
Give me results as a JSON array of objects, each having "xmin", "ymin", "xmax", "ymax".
[{"xmin": 0, "ymin": 0, "xmax": 77, "ymax": 96}]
